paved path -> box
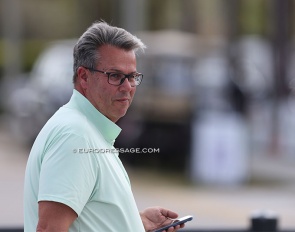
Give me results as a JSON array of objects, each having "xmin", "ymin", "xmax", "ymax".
[
  {"xmin": 0, "ymin": 121, "xmax": 294, "ymax": 230},
  {"xmin": 0, "ymin": 123, "xmax": 28, "ymax": 228},
  {"xmin": 129, "ymin": 167, "xmax": 295, "ymax": 230}
]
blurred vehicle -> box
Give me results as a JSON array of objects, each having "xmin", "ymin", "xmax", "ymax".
[{"xmin": 6, "ymin": 40, "xmax": 75, "ymax": 145}]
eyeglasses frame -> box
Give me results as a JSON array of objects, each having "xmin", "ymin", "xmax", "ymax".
[{"xmin": 83, "ymin": 67, "xmax": 143, "ymax": 86}]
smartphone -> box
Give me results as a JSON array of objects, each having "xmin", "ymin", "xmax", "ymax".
[{"xmin": 153, "ymin": 215, "xmax": 193, "ymax": 232}]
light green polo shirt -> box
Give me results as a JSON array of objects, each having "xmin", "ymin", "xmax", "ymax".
[{"xmin": 24, "ymin": 90, "xmax": 145, "ymax": 232}]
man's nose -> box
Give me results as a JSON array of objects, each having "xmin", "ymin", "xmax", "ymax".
[{"xmin": 119, "ymin": 77, "xmax": 133, "ymax": 90}]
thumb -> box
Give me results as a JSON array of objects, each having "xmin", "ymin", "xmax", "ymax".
[{"xmin": 160, "ymin": 208, "xmax": 178, "ymax": 219}]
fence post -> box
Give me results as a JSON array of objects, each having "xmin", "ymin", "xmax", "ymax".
[{"xmin": 250, "ymin": 210, "xmax": 278, "ymax": 231}]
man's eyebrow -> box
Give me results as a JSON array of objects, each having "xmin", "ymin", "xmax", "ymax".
[
  {"xmin": 107, "ymin": 68, "xmax": 138, "ymax": 74},
  {"xmin": 107, "ymin": 68, "xmax": 122, "ymax": 72}
]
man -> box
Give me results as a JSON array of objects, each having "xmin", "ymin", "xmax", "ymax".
[{"xmin": 24, "ymin": 21, "xmax": 185, "ymax": 232}]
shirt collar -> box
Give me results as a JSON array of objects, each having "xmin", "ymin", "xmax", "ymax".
[{"xmin": 66, "ymin": 89, "xmax": 121, "ymax": 145}]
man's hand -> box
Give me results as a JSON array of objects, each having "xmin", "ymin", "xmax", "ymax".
[{"xmin": 140, "ymin": 207, "xmax": 185, "ymax": 232}]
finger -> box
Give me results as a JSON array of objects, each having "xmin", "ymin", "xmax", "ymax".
[
  {"xmin": 166, "ymin": 224, "xmax": 181, "ymax": 232},
  {"xmin": 166, "ymin": 226, "xmax": 175, "ymax": 232},
  {"xmin": 173, "ymin": 225, "xmax": 181, "ymax": 230}
]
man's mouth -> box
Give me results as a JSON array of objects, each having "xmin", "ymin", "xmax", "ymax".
[{"xmin": 116, "ymin": 98, "xmax": 130, "ymax": 103}]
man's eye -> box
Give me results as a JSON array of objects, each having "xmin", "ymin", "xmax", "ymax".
[{"xmin": 110, "ymin": 73, "xmax": 122, "ymax": 79}]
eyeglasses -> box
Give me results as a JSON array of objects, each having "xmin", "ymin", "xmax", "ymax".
[{"xmin": 84, "ymin": 67, "xmax": 143, "ymax": 87}]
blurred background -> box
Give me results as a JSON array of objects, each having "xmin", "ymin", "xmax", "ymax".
[{"xmin": 0, "ymin": 0, "xmax": 294, "ymax": 230}]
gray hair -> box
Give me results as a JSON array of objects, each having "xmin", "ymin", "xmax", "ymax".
[{"xmin": 73, "ymin": 21, "xmax": 146, "ymax": 83}]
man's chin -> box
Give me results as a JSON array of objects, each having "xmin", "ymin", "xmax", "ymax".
[{"xmin": 112, "ymin": 110, "xmax": 128, "ymax": 123}]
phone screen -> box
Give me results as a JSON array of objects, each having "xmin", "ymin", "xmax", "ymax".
[{"xmin": 153, "ymin": 215, "xmax": 193, "ymax": 232}]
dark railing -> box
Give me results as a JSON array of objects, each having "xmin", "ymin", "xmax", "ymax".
[{"xmin": 0, "ymin": 230, "xmax": 23, "ymax": 232}]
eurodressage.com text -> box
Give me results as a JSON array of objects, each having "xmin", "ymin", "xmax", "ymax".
[{"xmin": 73, "ymin": 148, "xmax": 160, "ymax": 154}]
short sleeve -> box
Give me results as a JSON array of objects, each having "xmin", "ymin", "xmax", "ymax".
[{"xmin": 38, "ymin": 133, "xmax": 98, "ymax": 216}]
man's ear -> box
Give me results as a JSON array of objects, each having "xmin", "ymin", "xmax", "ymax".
[{"xmin": 77, "ymin": 66, "xmax": 89, "ymax": 90}]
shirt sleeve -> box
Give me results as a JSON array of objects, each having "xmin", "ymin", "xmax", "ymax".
[{"xmin": 38, "ymin": 133, "xmax": 98, "ymax": 216}]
